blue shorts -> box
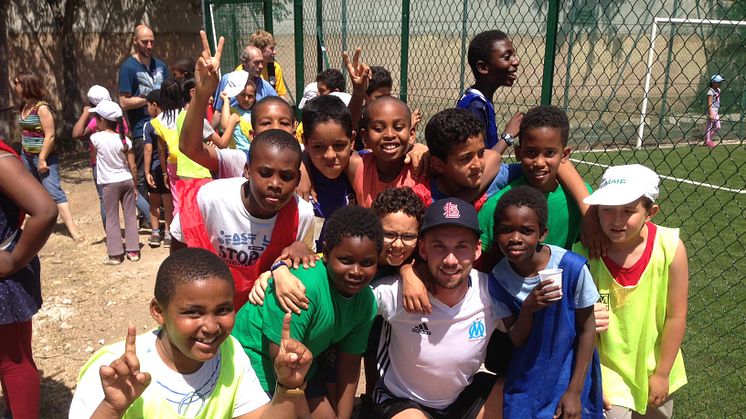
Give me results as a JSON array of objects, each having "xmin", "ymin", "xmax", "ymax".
[{"xmin": 21, "ymin": 152, "xmax": 67, "ymax": 204}]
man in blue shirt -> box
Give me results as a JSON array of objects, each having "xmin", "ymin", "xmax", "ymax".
[
  {"xmin": 212, "ymin": 45, "xmax": 277, "ymax": 117},
  {"xmin": 118, "ymin": 24, "xmax": 170, "ymax": 218}
]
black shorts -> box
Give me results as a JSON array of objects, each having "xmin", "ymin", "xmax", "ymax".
[
  {"xmin": 483, "ymin": 330, "xmax": 512, "ymax": 377},
  {"xmin": 146, "ymin": 165, "xmax": 170, "ymax": 194},
  {"xmin": 372, "ymin": 372, "xmax": 497, "ymax": 419}
]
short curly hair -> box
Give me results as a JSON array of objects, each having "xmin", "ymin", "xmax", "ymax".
[
  {"xmin": 367, "ymin": 66, "xmax": 393, "ymax": 96},
  {"xmin": 467, "ymin": 30, "xmax": 510, "ymax": 76},
  {"xmin": 425, "ymin": 108, "xmax": 485, "ymax": 161},
  {"xmin": 154, "ymin": 248, "xmax": 233, "ymax": 305},
  {"xmin": 302, "ymin": 95, "xmax": 353, "ymax": 138},
  {"xmin": 372, "ymin": 187, "xmax": 425, "ymax": 224},
  {"xmin": 494, "ymin": 185, "xmax": 549, "ymax": 232},
  {"xmin": 316, "ymin": 69, "xmax": 346, "ymax": 93},
  {"xmin": 322, "ymin": 206, "xmax": 384, "ymax": 255},
  {"xmin": 250, "ymin": 96, "xmax": 295, "ymax": 128},
  {"xmin": 249, "ymin": 129, "xmax": 302, "ymax": 166},
  {"xmin": 360, "ymin": 96, "xmax": 412, "ymax": 132},
  {"xmin": 519, "ymin": 105, "xmax": 570, "ymax": 146}
]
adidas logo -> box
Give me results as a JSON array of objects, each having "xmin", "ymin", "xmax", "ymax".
[{"xmin": 411, "ymin": 323, "xmax": 431, "ymax": 335}]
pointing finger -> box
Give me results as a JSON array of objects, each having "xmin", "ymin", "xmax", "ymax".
[
  {"xmin": 281, "ymin": 312, "xmax": 292, "ymax": 343},
  {"xmin": 125, "ymin": 323, "xmax": 137, "ymax": 354}
]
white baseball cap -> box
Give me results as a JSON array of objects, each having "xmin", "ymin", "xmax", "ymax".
[
  {"xmin": 89, "ymin": 100, "xmax": 123, "ymax": 122},
  {"xmin": 298, "ymin": 82, "xmax": 318, "ymax": 109},
  {"xmin": 87, "ymin": 85, "xmax": 111, "ymax": 106},
  {"xmin": 711, "ymin": 74, "xmax": 726, "ymax": 83},
  {"xmin": 583, "ymin": 164, "xmax": 660, "ymax": 206},
  {"xmin": 223, "ymin": 70, "xmax": 250, "ymax": 98}
]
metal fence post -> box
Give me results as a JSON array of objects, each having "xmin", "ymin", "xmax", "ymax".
[
  {"xmin": 656, "ymin": 0, "xmax": 682, "ymax": 141},
  {"xmin": 316, "ymin": 0, "xmax": 324, "ymax": 74},
  {"xmin": 203, "ymin": 0, "xmax": 215, "ymax": 53},
  {"xmin": 400, "ymin": 0, "xmax": 411, "ymax": 102},
  {"xmin": 458, "ymin": 0, "xmax": 469, "ymax": 95},
  {"xmin": 541, "ymin": 0, "xmax": 560, "ymax": 106},
  {"xmin": 294, "ymin": 0, "xmax": 305, "ymax": 115},
  {"xmin": 562, "ymin": 6, "xmax": 577, "ymax": 111},
  {"xmin": 263, "ymin": 0, "xmax": 273, "ymax": 33}
]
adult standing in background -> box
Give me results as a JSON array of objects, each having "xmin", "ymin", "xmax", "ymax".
[
  {"xmin": 14, "ymin": 71, "xmax": 81, "ymax": 240},
  {"xmin": 212, "ymin": 45, "xmax": 277, "ymax": 119},
  {"xmin": 118, "ymin": 24, "xmax": 170, "ymax": 222},
  {"xmin": 249, "ymin": 30, "xmax": 293, "ymax": 104}
]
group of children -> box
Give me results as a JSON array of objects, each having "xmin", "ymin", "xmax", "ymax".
[{"xmin": 60, "ymin": 28, "xmax": 689, "ymax": 419}]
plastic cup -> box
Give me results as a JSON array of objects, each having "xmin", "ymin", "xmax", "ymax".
[{"xmin": 538, "ymin": 268, "xmax": 563, "ymax": 301}]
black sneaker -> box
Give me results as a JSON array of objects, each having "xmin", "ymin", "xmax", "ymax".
[{"xmin": 148, "ymin": 234, "xmax": 162, "ymax": 248}]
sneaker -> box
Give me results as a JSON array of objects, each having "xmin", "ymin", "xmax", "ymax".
[
  {"xmin": 103, "ymin": 255, "xmax": 124, "ymax": 265},
  {"xmin": 705, "ymin": 139, "xmax": 716, "ymax": 148},
  {"xmin": 148, "ymin": 234, "xmax": 162, "ymax": 248},
  {"xmin": 126, "ymin": 251, "xmax": 141, "ymax": 262},
  {"xmin": 163, "ymin": 237, "xmax": 171, "ymax": 248}
]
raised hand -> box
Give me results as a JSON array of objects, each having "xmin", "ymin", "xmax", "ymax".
[
  {"xmin": 343, "ymin": 48, "xmax": 371, "ymax": 94},
  {"xmin": 194, "ymin": 30, "xmax": 225, "ymax": 102},
  {"xmin": 274, "ymin": 313, "xmax": 312, "ymax": 389},
  {"xmin": 98, "ymin": 324, "xmax": 151, "ymax": 416}
]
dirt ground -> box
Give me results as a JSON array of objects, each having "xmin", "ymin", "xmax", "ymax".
[{"xmin": 2, "ymin": 152, "xmax": 168, "ymax": 418}]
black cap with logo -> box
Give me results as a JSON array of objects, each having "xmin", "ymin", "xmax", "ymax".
[{"xmin": 420, "ymin": 198, "xmax": 481, "ymax": 237}]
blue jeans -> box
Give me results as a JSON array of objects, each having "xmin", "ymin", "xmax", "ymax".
[{"xmin": 21, "ymin": 152, "xmax": 68, "ymax": 204}]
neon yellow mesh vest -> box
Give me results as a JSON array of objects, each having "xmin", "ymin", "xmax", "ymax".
[
  {"xmin": 150, "ymin": 115, "xmax": 179, "ymax": 165},
  {"xmin": 149, "ymin": 111, "xmax": 211, "ymax": 179},
  {"xmin": 78, "ymin": 334, "xmax": 246, "ymax": 418},
  {"xmin": 574, "ymin": 225, "xmax": 687, "ymax": 414}
]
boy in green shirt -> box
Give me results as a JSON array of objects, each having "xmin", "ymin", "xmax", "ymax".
[
  {"xmin": 232, "ymin": 206, "xmax": 382, "ymax": 419},
  {"xmin": 478, "ymin": 105, "xmax": 592, "ymax": 269}
]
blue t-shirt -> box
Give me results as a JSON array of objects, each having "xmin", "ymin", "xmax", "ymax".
[
  {"xmin": 213, "ymin": 72, "xmax": 278, "ymax": 112},
  {"xmin": 489, "ymin": 244, "xmax": 599, "ymax": 310},
  {"xmin": 309, "ymin": 163, "xmax": 356, "ymax": 251},
  {"xmin": 457, "ymin": 88, "xmax": 498, "ymax": 148},
  {"xmin": 142, "ymin": 121, "xmax": 161, "ymax": 171},
  {"xmin": 118, "ymin": 56, "xmax": 170, "ymax": 138}
]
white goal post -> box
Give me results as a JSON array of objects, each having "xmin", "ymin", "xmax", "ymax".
[{"xmin": 637, "ymin": 17, "xmax": 746, "ymax": 148}]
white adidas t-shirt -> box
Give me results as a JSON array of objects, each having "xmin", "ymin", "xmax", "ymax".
[
  {"xmin": 372, "ymin": 269, "xmax": 510, "ymax": 410},
  {"xmin": 68, "ymin": 332, "xmax": 268, "ymax": 418},
  {"xmin": 170, "ymin": 177, "xmax": 316, "ymax": 265}
]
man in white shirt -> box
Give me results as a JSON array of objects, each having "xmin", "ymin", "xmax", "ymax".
[{"xmin": 372, "ymin": 197, "xmax": 509, "ymax": 418}]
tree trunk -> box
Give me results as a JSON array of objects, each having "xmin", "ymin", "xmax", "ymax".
[
  {"xmin": 0, "ymin": 0, "xmax": 13, "ymax": 143},
  {"xmin": 47, "ymin": 0, "xmax": 82, "ymax": 151}
]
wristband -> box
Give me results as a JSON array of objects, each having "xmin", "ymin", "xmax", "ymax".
[
  {"xmin": 275, "ymin": 380, "xmax": 307, "ymax": 396},
  {"xmin": 271, "ymin": 260, "xmax": 289, "ymax": 272}
]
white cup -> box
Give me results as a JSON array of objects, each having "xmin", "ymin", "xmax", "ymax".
[{"xmin": 538, "ymin": 268, "xmax": 563, "ymax": 301}]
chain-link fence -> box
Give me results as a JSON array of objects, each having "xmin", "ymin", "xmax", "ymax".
[
  {"xmin": 296, "ymin": 1, "xmax": 745, "ymax": 415},
  {"xmin": 207, "ymin": 0, "xmax": 745, "ymax": 415}
]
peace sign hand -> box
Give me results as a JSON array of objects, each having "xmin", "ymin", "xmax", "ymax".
[
  {"xmin": 97, "ymin": 324, "xmax": 151, "ymax": 416},
  {"xmin": 195, "ymin": 30, "xmax": 225, "ymax": 102},
  {"xmin": 343, "ymin": 48, "xmax": 371, "ymax": 94},
  {"xmin": 274, "ymin": 313, "xmax": 313, "ymax": 389}
]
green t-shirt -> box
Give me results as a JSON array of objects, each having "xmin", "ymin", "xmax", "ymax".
[
  {"xmin": 478, "ymin": 176, "xmax": 590, "ymax": 253},
  {"xmin": 232, "ymin": 263, "xmax": 377, "ymax": 391}
]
